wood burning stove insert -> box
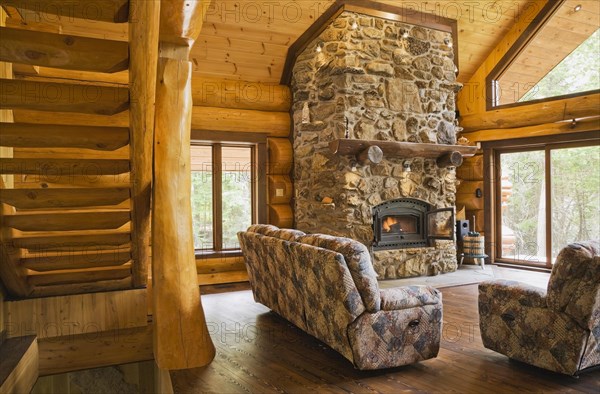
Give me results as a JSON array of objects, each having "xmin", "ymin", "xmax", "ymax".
[{"xmin": 372, "ymin": 198, "xmax": 454, "ymax": 250}]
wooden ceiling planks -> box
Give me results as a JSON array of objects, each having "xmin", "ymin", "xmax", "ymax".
[
  {"xmin": 5, "ymin": 0, "xmax": 543, "ymax": 85},
  {"xmin": 496, "ymin": 0, "xmax": 600, "ymax": 105},
  {"xmin": 193, "ymin": 0, "xmax": 536, "ymax": 84}
]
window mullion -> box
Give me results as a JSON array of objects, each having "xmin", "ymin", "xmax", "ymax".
[
  {"xmin": 213, "ymin": 144, "xmax": 223, "ymax": 251},
  {"xmin": 544, "ymin": 147, "xmax": 552, "ymax": 267}
]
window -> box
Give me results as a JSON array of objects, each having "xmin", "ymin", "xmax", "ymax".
[
  {"xmin": 191, "ymin": 137, "xmax": 266, "ymax": 254},
  {"xmin": 488, "ymin": 0, "xmax": 600, "ymax": 108},
  {"xmin": 488, "ymin": 135, "xmax": 600, "ymax": 267}
]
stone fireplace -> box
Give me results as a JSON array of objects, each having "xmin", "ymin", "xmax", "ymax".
[{"xmin": 290, "ymin": 10, "xmax": 464, "ymax": 278}]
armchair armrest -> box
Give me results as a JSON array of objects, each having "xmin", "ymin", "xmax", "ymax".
[
  {"xmin": 380, "ymin": 286, "xmax": 441, "ymax": 311},
  {"xmin": 479, "ymin": 280, "xmax": 547, "ymax": 308}
]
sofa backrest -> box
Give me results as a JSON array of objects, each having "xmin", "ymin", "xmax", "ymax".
[
  {"xmin": 298, "ymin": 234, "xmax": 381, "ymax": 312},
  {"xmin": 547, "ymin": 240, "xmax": 600, "ymax": 330},
  {"xmin": 237, "ymin": 230, "xmax": 366, "ymax": 361},
  {"xmin": 247, "ymin": 224, "xmax": 305, "ymax": 242}
]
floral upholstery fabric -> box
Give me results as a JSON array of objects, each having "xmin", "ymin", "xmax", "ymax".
[
  {"xmin": 478, "ymin": 240, "xmax": 600, "ymax": 375},
  {"xmin": 348, "ymin": 304, "xmax": 442, "ymax": 370},
  {"xmin": 247, "ymin": 224, "xmax": 305, "ymax": 242},
  {"xmin": 380, "ymin": 286, "xmax": 441, "ymax": 311},
  {"xmin": 238, "ymin": 225, "xmax": 443, "ymax": 370},
  {"xmin": 299, "ymin": 234, "xmax": 381, "ymax": 312},
  {"xmin": 547, "ymin": 241, "xmax": 600, "ymax": 330}
]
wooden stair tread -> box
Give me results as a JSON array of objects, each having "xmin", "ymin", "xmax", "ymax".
[
  {"xmin": 28, "ymin": 264, "xmax": 132, "ymax": 286},
  {"xmin": 4, "ymin": 211, "xmax": 131, "ymax": 231},
  {"xmin": 21, "ymin": 250, "xmax": 132, "ymax": 271},
  {"xmin": 10, "ymin": 232, "xmax": 131, "ymax": 249},
  {"xmin": 0, "ymin": 0, "xmax": 130, "ymax": 23},
  {"xmin": 0, "ymin": 78, "xmax": 129, "ymax": 115},
  {"xmin": 0, "ymin": 335, "xmax": 38, "ymax": 394},
  {"xmin": 0, "ymin": 158, "xmax": 130, "ymax": 175},
  {"xmin": 0, "ymin": 122, "xmax": 129, "ymax": 151},
  {"xmin": 0, "ymin": 27, "xmax": 129, "ymax": 73},
  {"xmin": 0, "ymin": 188, "xmax": 131, "ymax": 209}
]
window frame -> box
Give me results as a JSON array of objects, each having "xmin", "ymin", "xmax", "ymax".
[
  {"xmin": 191, "ymin": 130, "xmax": 267, "ymax": 258},
  {"xmin": 483, "ymin": 131, "xmax": 600, "ymax": 268},
  {"xmin": 485, "ymin": 0, "xmax": 600, "ymax": 110}
]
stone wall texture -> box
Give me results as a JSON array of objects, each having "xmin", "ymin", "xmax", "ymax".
[{"xmin": 291, "ymin": 11, "xmax": 463, "ymax": 278}]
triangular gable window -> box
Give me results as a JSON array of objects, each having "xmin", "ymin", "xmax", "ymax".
[{"xmin": 488, "ymin": 0, "xmax": 600, "ymax": 108}]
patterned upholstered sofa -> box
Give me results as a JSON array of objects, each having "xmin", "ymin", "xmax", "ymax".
[
  {"xmin": 479, "ymin": 240, "xmax": 600, "ymax": 375},
  {"xmin": 237, "ymin": 224, "xmax": 443, "ymax": 370}
]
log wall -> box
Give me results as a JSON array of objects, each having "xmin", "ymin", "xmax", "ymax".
[{"xmin": 192, "ymin": 77, "xmax": 292, "ymax": 285}]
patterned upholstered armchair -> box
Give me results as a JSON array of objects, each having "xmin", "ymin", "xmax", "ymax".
[{"xmin": 478, "ymin": 240, "xmax": 600, "ymax": 375}]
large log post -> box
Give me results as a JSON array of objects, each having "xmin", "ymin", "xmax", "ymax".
[
  {"xmin": 152, "ymin": 0, "xmax": 215, "ymax": 370},
  {"xmin": 129, "ymin": 0, "xmax": 160, "ymax": 287}
]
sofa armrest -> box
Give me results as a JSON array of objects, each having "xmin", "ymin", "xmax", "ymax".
[
  {"xmin": 380, "ymin": 286, "xmax": 441, "ymax": 311},
  {"xmin": 479, "ymin": 280, "xmax": 547, "ymax": 308}
]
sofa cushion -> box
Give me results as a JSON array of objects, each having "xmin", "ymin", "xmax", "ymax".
[
  {"xmin": 547, "ymin": 240, "xmax": 600, "ymax": 330},
  {"xmin": 380, "ymin": 286, "xmax": 441, "ymax": 311},
  {"xmin": 247, "ymin": 224, "xmax": 305, "ymax": 242},
  {"xmin": 299, "ymin": 234, "xmax": 381, "ymax": 312}
]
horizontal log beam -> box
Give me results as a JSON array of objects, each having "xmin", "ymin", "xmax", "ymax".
[
  {"xmin": 30, "ymin": 276, "xmax": 132, "ymax": 297},
  {"xmin": 192, "ymin": 76, "xmax": 291, "ymax": 112},
  {"xmin": 22, "ymin": 250, "xmax": 132, "ymax": 271},
  {"xmin": 0, "ymin": 122, "xmax": 129, "ymax": 150},
  {"xmin": 267, "ymin": 175, "xmax": 292, "ymax": 205},
  {"xmin": 4, "ymin": 211, "xmax": 130, "ymax": 231},
  {"xmin": 28, "ymin": 265, "xmax": 131, "ymax": 286},
  {"xmin": 0, "ymin": 0, "xmax": 130, "ymax": 23},
  {"xmin": 0, "ymin": 158, "xmax": 130, "ymax": 175},
  {"xmin": 195, "ymin": 255, "xmax": 245, "ymax": 274},
  {"xmin": 459, "ymin": 93, "xmax": 600, "ymax": 132},
  {"xmin": 267, "ymin": 138, "xmax": 292, "ymax": 175},
  {"xmin": 268, "ymin": 204, "xmax": 293, "ymax": 228},
  {"xmin": 12, "ymin": 109, "xmax": 129, "ymax": 127},
  {"xmin": 0, "ymin": 188, "xmax": 130, "ymax": 209},
  {"xmin": 197, "ymin": 270, "xmax": 248, "ymax": 286},
  {"xmin": 462, "ymin": 116, "xmax": 600, "ymax": 142},
  {"xmin": 11, "ymin": 232, "xmax": 131, "ymax": 250},
  {"xmin": 191, "ymin": 106, "xmax": 290, "ymax": 137},
  {"xmin": 0, "ymin": 27, "xmax": 129, "ymax": 73},
  {"xmin": 0, "ymin": 79, "xmax": 129, "ymax": 115}
]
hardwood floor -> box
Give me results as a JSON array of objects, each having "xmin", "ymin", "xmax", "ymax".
[{"xmin": 176, "ymin": 282, "xmax": 600, "ymax": 393}]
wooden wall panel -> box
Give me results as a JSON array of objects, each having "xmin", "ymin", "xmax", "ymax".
[
  {"xmin": 38, "ymin": 325, "xmax": 153, "ymax": 376},
  {"xmin": 5, "ymin": 289, "xmax": 147, "ymax": 339},
  {"xmin": 192, "ymin": 76, "xmax": 291, "ymax": 112}
]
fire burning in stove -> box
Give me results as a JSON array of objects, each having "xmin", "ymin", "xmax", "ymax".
[
  {"xmin": 382, "ymin": 216, "xmax": 417, "ymax": 234},
  {"xmin": 383, "ymin": 217, "xmax": 400, "ymax": 233}
]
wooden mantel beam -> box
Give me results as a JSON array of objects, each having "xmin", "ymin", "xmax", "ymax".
[{"xmin": 152, "ymin": 0, "xmax": 215, "ymax": 371}]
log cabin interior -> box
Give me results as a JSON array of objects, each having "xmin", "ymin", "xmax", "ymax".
[{"xmin": 0, "ymin": 0, "xmax": 599, "ymax": 393}]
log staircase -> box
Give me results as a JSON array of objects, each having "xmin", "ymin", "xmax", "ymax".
[{"xmin": 0, "ymin": 0, "xmax": 144, "ymax": 298}]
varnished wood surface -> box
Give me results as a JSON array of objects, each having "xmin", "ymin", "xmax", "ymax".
[{"xmin": 171, "ymin": 284, "xmax": 600, "ymax": 393}]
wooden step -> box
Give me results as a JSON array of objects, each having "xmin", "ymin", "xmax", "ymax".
[
  {"xmin": 0, "ymin": 158, "xmax": 130, "ymax": 175},
  {"xmin": 0, "ymin": 336, "xmax": 38, "ymax": 394},
  {"xmin": 0, "ymin": 188, "xmax": 130, "ymax": 209},
  {"xmin": 21, "ymin": 250, "xmax": 131, "ymax": 271},
  {"xmin": 0, "ymin": 0, "xmax": 129, "ymax": 23},
  {"xmin": 28, "ymin": 265, "xmax": 132, "ymax": 286},
  {"xmin": 11, "ymin": 232, "xmax": 131, "ymax": 250},
  {"xmin": 4, "ymin": 211, "xmax": 131, "ymax": 231},
  {"xmin": 0, "ymin": 123, "xmax": 129, "ymax": 151},
  {"xmin": 0, "ymin": 27, "xmax": 129, "ymax": 73},
  {"xmin": 0, "ymin": 79, "xmax": 129, "ymax": 115}
]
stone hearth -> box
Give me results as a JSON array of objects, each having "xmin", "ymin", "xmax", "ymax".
[{"xmin": 291, "ymin": 11, "xmax": 463, "ymax": 278}]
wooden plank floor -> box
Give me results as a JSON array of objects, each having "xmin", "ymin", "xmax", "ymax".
[{"xmin": 173, "ymin": 283, "xmax": 600, "ymax": 393}]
